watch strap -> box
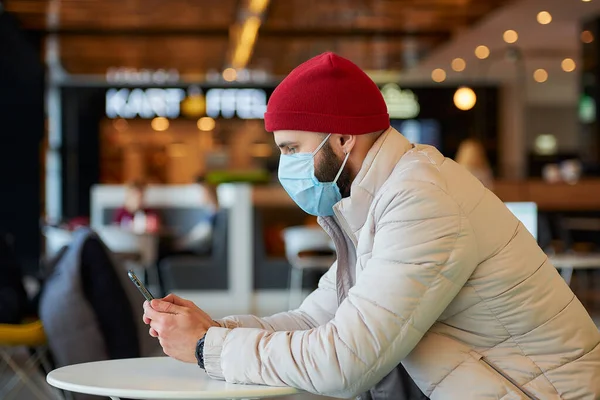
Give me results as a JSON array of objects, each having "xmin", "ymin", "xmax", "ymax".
[{"xmin": 195, "ymin": 334, "xmax": 206, "ymax": 369}]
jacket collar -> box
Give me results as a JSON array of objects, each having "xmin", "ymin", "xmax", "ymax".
[{"xmin": 322, "ymin": 127, "xmax": 413, "ymax": 242}]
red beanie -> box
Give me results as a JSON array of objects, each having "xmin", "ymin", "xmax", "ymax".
[{"xmin": 264, "ymin": 52, "xmax": 390, "ymax": 135}]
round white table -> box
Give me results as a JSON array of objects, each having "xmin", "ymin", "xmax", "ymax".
[{"xmin": 47, "ymin": 357, "xmax": 300, "ymax": 400}]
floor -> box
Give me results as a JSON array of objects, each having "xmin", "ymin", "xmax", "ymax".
[{"xmin": 0, "ymin": 348, "xmax": 61, "ymax": 400}]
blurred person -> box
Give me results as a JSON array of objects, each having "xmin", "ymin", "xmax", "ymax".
[
  {"xmin": 143, "ymin": 53, "xmax": 600, "ymax": 399},
  {"xmin": 542, "ymin": 163, "xmax": 562, "ymax": 184},
  {"xmin": 172, "ymin": 175, "xmax": 218, "ymax": 254},
  {"xmin": 113, "ymin": 181, "xmax": 159, "ymax": 232},
  {"xmin": 455, "ymin": 137, "xmax": 494, "ymax": 189}
]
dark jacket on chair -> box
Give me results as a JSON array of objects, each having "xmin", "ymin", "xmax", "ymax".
[{"xmin": 39, "ymin": 228, "xmax": 160, "ymax": 399}]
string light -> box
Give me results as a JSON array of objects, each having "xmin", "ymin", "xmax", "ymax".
[
  {"xmin": 537, "ymin": 11, "xmax": 552, "ymax": 25},
  {"xmin": 534, "ymin": 69, "xmax": 548, "ymax": 83},
  {"xmin": 453, "ymin": 87, "xmax": 477, "ymax": 111},
  {"xmin": 503, "ymin": 30, "xmax": 518, "ymax": 44},
  {"xmin": 581, "ymin": 30, "xmax": 594, "ymax": 44},
  {"xmin": 451, "ymin": 58, "xmax": 466, "ymax": 72},
  {"xmin": 222, "ymin": 68, "xmax": 237, "ymax": 82},
  {"xmin": 151, "ymin": 117, "xmax": 169, "ymax": 131},
  {"xmin": 431, "ymin": 68, "xmax": 446, "ymax": 83},
  {"xmin": 561, "ymin": 58, "xmax": 576, "ymax": 72},
  {"xmin": 475, "ymin": 45, "xmax": 490, "ymax": 59},
  {"xmin": 112, "ymin": 118, "xmax": 128, "ymax": 132},
  {"xmin": 197, "ymin": 117, "xmax": 216, "ymax": 131}
]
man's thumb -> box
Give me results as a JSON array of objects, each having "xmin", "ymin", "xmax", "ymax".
[{"xmin": 151, "ymin": 299, "xmax": 179, "ymax": 314}]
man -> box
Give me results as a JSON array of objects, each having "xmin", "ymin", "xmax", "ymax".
[{"xmin": 143, "ymin": 53, "xmax": 600, "ymax": 399}]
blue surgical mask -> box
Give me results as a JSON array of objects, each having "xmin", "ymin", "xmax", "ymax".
[{"xmin": 278, "ymin": 134, "xmax": 350, "ymax": 217}]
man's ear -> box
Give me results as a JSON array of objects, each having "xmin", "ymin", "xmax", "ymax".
[{"xmin": 339, "ymin": 134, "xmax": 356, "ymax": 154}]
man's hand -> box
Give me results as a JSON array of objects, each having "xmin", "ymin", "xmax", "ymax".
[{"xmin": 143, "ymin": 294, "xmax": 219, "ymax": 363}]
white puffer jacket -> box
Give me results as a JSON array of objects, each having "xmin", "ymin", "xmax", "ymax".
[{"xmin": 204, "ymin": 128, "xmax": 600, "ymax": 399}]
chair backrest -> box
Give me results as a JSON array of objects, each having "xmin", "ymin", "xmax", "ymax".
[
  {"xmin": 282, "ymin": 226, "xmax": 335, "ymax": 266},
  {"xmin": 505, "ymin": 202, "xmax": 538, "ymax": 241},
  {"xmin": 211, "ymin": 209, "xmax": 229, "ymax": 259},
  {"xmin": 157, "ymin": 209, "xmax": 229, "ymax": 292}
]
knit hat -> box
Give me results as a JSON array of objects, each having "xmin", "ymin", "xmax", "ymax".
[{"xmin": 264, "ymin": 52, "xmax": 390, "ymax": 135}]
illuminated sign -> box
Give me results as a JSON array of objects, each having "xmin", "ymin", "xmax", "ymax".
[
  {"xmin": 579, "ymin": 94, "xmax": 596, "ymax": 124},
  {"xmin": 106, "ymin": 88, "xmax": 185, "ymax": 119},
  {"xmin": 381, "ymin": 83, "xmax": 420, "ymax": 119},
  {"xmin": 106, "ymin": 87, "xmax": 267, "ymax": 119},
  {"xmin": 205, "ymin": 88, "xmax": 267, "ymax": 119}
]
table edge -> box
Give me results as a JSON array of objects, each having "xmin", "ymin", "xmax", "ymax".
[{"xmin": 47, "ymin": 371, "xmax": 299, "ymax": 399}]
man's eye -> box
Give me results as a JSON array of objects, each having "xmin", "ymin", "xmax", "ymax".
[{"xmin": 288, "ymin": 147, "xmax": 297, "ymax": 154}]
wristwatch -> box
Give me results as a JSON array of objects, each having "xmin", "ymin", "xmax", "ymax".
[{"xmin": 195, "ymin": 334, "xmax": 206, "ymax": 369}]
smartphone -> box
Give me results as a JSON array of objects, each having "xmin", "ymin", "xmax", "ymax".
[{"xmin": 128, "ymin": 270, "xmax": 155, "ymax": 302}]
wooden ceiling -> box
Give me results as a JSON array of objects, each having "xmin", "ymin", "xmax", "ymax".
[{"xmin": 4, "ymin": 0, "xmax": 513, "ymax": 77}]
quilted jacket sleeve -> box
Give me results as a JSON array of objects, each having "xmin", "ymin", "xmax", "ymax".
[
  {"xmin": 216, "ymin": 263, "xmax": 338, "ymax": 331},
  {"xmin": 204, "ymin": 182, "xmax": 479, "ymax": 398}
]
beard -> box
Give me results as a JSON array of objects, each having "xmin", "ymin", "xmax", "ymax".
[{"xmin": 314, "ymin": 140, "xmax": 352, "ymax": 198}]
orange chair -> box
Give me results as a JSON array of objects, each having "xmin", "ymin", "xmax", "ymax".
[{"xmin": 0, "ymin": 319, "xmax": 62, "ymax": 399}]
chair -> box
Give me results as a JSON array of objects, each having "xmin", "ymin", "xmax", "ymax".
[
  {"xmin": 0, "ymin": 320, "xmax": 64, "ymax": 400},
  {"xmin": 282, "ymin": 226, "xmax": 335, "ymax": 309},
  {"xmin": 159, "ymin": 209, "xmax": 229, "ymax": 292}
]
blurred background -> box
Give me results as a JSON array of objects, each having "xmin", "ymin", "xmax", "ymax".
[
  {"xmin": 2, "ymin": 0, "xmax": 600, "ymax": 397},
  {"xmin": 3, "ymin": 0, "xmax": 600, "ymax": 310}
]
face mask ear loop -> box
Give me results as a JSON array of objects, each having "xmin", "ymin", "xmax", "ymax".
[
  {"xmin": 311, "ymin": 133, "xmax": 332, "ymax": 157},
  {"xmin": 333, "ymin": 151, "xmax": 350, "ymax": 184}
]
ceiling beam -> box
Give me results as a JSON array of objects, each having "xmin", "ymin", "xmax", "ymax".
[
  {"xmin": 30, "ymin": 27, "xmax": 450, "ymax": 41},
  {"xmin": 29, "ymin": 27, "xmax": 231, "ymax": 36},
  {"xmin": 259, "ymin": 28, "xmax": 449, "ymax": 40},
  {"xmin": 225, "ymin": 0, "xmax": 270, "ymax": 70}
]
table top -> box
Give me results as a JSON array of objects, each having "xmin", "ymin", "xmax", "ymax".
[
  {"xmin": 47, "ymin": 357, "xmax": 300, "ymax": 399},
  {"xmin": 98, "ymin": 225, "xmax": 177, "ymax": 237},
  {"xmin": 550, "ymin": 253, "xmax": 600, "ymax": 269}
]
